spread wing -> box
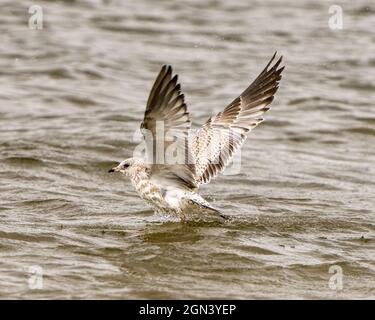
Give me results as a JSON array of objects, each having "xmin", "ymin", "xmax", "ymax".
[
  {"xmin": 141, "ymin": 65, "xmax": 196, "ymax": 189},
  {"xmin": 192, "ymin": 53, "xmax": 284, "ymax": 185}
]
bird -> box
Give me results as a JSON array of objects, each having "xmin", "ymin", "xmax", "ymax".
[{"xmin": 108, "ymin": 53, "xmax": 284, "ymax": 221}]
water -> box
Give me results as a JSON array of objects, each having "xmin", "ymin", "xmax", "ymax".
[{"xmin": 0, "ymin": 0, "xmax": 374, "ymax": 299}]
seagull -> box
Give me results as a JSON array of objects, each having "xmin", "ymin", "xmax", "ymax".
[{"xmin": 109, "ymin": 53, "xmax": 284, "ymax": 221}]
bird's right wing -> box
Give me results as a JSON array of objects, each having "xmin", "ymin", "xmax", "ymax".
[
  {"xmin": 192, "ymin": 53, "xmax": 284, "ymax": 185},
  {"xmin": 141, "ymin": 65, "xmax": 197, "ymax": 189}
]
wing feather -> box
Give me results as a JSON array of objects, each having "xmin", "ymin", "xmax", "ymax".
[
  {"xmin": 193, "ymin": 53, "xmax": 284, "ymax": 186},
  {"xmin": 142, "ymin": 65, "xmax": 196, "ymax": 189}
]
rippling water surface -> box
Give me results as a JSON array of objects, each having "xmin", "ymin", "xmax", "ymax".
[{"xmin": 0, "ymin": 0, "xmax": 374, "ymax": 299}]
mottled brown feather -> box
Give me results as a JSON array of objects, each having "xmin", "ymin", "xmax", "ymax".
[{"xmin": 193, "ymin": 53, "xmax": 284, "ymax": 185}]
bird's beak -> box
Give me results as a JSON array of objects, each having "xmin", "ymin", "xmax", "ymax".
[{"xmin": 108, "ymin": 166, "xmax": 118, "ymax": 173}]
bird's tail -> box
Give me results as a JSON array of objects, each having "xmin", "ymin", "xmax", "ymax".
[{"xmin": 188, "ymin": 196, "xmax": 229, "ymax": 221}]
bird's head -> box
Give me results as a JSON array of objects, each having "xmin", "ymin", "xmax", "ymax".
[
  {"xmin": 108, "ymin": 158, "xmax": 144, "ymax": 177},
  {"xmin": 108, "ymin": 158, "xmax": 134, "ymax": 176}
]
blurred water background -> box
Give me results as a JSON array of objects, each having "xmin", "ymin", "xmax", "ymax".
[{"xmin": 0, "ymin": 0, "xmax": 374, "ymax": 299}]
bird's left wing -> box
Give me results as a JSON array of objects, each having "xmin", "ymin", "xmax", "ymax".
[
  {"xmin": 141, "ymin": 65, "xmax": 197, "ymax": 189},
  {"xmin": 192, "ymin": 53, "xmax": 284, "ymax": 185}
]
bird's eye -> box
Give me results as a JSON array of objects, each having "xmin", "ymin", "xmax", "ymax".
[{"xmin": 123, "ymin": 164, "xmax": 130, "ymax": 168}]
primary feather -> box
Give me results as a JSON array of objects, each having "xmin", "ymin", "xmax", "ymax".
[{"xmin": 193, "ymin": 52, "xmax": 284, "ymax": 185}]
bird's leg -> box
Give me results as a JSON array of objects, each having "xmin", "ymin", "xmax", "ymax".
[{"xmin": 179, "ymin": 210, "xmax": 188, "ymax": 223}]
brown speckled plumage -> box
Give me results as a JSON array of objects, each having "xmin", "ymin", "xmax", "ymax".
[{"xmin": 109, "ymin": 53, "xmax": 284, "ymax": 221}]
